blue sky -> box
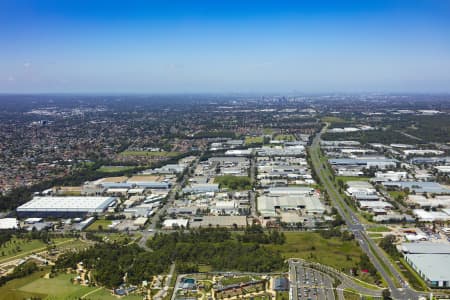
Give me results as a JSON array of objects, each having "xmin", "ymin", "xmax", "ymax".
[{"xmin": 1, "ymin": 0, "xmax": 450, "ymax": 93}]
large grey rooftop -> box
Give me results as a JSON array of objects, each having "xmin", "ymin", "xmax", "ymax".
[
  {"xmin": 401, "ymin": 242, "xmax": 450, "ymax": 254},
  {"xmin": 405, "ymin": 254, "xmax": 450, "ymax": 282}
]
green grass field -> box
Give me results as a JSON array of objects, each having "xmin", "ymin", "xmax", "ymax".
[
  {"xmin": 120, "ymin": 151, "xmax": 181, "ymax": 157},
  {"xmin": 245, "ymin": 136, "xmax": 264, "ymax": 145},
  {"xmin": 221, "ymin": 275, "xmax": 252, "ymax": 286},
  {"xmin": 0, "ymin": 238, "xmax": 47, "ymax": 261},
  {"xmin": 335, "ymin": 176, "xmax": 371, "ymax": 183},
  {"xmin": 97, "ymin": 165, "xmax": 136, "ymax": 173},
  {"xmin": 367, "ymin": 226, "xmax": 391, "ymax": 232},
  {"xmin": 263, "ymin": 128, "xmax": 274, "ymax": 135},
  {"xmin": 19, "ymin": 273, "xmax": 94, "ymax": 299},
  {"xmin": 214, "ymin": 175, "xmax": 252, "ymax": 191},
  {"xmin": 368, "ymin": 233, "xmax": 383, "ymax": 239},
  {"xmin": 274, "ymin": 134, "xmax": 296, "ymax": 141},
  {"xmin": 0, "ymin": 269, "xmax": 48, "ymax": 300},
  {"xmin": 266, "ymin": 232, "xmax": 364, "ymax": 272},
  {"xmin": 0, "ymin": 272, "xmax": 143, "ymax": 300},
  {"xmin": 86, "ymin": 219, "xmax": 112, "ymax": 231},
  {"xmin": 276, "ymin": 291, "xmax": 289, "ymax": 300},
  {"xmin": 0, "ymin": 238, "xmax": 89, "ymax": 264},
  {"xmin": 198, "ymin": 264, "xmax": 212, "ymax": 272},
  {"xmin": 94, "ymin": 233, "xmax": 133, "ymax": 244},
  {"xmin": 321, "ymin": 116, "xmax": 346, "ymax": 123},
  {"xmin": 388, "ymin": 190, "xmax": 406, "ymax": 199}
]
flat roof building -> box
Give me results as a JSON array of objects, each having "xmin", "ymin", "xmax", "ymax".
[
  {"xmin": 17, "ymin": 196, "xmax": 116, "ymax": 218},
  {"xmin": 258, "ymin": 194, "xmax": 325, "ymax": 217},
  {"xmin": 0, "ymin": 218, "xmax": 19, "ymax": 230},
  {"xmin": 401, "ymin": 242, "xmax": 450, "ymax": 288},
  {"xmin": 162, "ymin": 218, "xmax": 189, "ymax": 229},
  {"xmin": 383, "ymin": 181, "xmax": 450, "ymax": 194},
  {"xmin": 190, "ymin": 216, "xmax": 247, "ymax": 228}
]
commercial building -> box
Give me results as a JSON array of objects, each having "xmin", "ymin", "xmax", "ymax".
[
  {"xmin": 183, "ymin": 184, "xmax": 219, "ymax": 194},
  {"xmin": 258, "ymin": 194, "xmax": 325, "ymax": 217},
  {"xmin": 383, "ymin": 181, "xmax": 450, "ymax": 194},
  {"xmin": 189, "ymin": 216, "xmax": 247, "ymax": 228},
  {"xmin": 408, "ymin": 195, "xmax": 450, "ymax": 209},
  {"xmin": 328, "ymin": 158, "xmax": 398, "ymax": 169},
  {"xmin": 16, "ymin": 196, "xmax": 116, "ymax": 218},
  {"xmin": 401, "ymin": 242, "xmax": 450, "ymax": 288},
  {"xmin": 162, "ymin": 219, "xmax": 189, "ymax": 229},
  {"xmin": 412, "ymin": 209, "xmax": 450, "ymax": 222},
  {"xmin": 273, "ymin": 277, "xmax": 289, "ymax": 291},
  {"xmin": 0, "ymin": 218, "xmax": 19, "ymax": 230},
  {"xmin": 372, "ymin": 171, "xmax": 408, "ymax": 183}
]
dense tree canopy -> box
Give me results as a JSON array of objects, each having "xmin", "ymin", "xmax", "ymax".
[{"xmin": 55, "ymin": 228, "xmax": 286, "ymax": 289}]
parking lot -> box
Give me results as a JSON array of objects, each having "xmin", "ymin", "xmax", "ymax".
[{"xmin": 291, "ymin": 263, "xmax": 335, "ymax": 300}]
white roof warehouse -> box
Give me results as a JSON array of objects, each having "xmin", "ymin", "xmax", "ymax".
[
  {"xmin": 401, "ymin": 242, "xmax": 450, "ymax": 288},
  {"xmin": 17, "ymin": 196, "xmax": 116, "ymax": 218}
]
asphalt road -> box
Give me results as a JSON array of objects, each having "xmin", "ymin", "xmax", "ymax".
[
  {"xmin": 249, "ymin": 156, "xmax": 257, "ymax": 217},
  {"xmin": 291, "ymin": 263, "xmax": 335, "ymax": 300},
  {"xmin": 138, "ymin": 156, "xmax": 201, "ymax": 249},
  {"xmin": 309, "ymin": 125, "xmax": 426, "ymax": 300}
]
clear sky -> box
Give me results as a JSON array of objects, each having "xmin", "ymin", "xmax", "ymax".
[{"xmin": 1, "ymin": 0, "xmax": 450, "ymax": 93}]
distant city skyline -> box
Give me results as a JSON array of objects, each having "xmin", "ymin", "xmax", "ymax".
[{"xmin": 1, "ymin": 0, "xmax": 450, "ymax": 93}]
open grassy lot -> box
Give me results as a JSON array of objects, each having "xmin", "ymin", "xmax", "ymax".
[
  {"xmin": 97, "ymin": 165, "xmax": 136, "ymax": 173},
  {"xmin": 388, "ymin": 190, "xmax": 406, "ymax": 199},
  {"xmin": 335, "ymin": 176, "xmax": 371, "ymax": 183},
  {"xmin": 53, "ymin": 239, "xmax": 92, "ymax": 252},
  {"xmin": 198, "ymin": 264, "xmax": 212, "ymax": 272},
  {"xmin": 0, "ymin": 238, "xmax": 88, "ymax": 264},
  {"xmin": 0, "ymin": 269, "xmax": 48, "ymax": 300},
  {"xmin": 80, "ymin": 288, "xmax": 143, "ymax": 300},
  {"xmin": 214, "ymin": 175, "xmax": 252, "ymax": 191},
  {"xmin": 367, "ymin": 226, "xmax": 391, "ymax": 232},
  {"xmin": 245, "ymin": 136, "xmax": 264, "ymax": 145},
  {"xmin": 18, "ymin": 273, "xmax": 94, "ymax": 299},
  {"xmin": 266, "ymin": 232, "xmax": 364, "ymax": 272},
  {"xmin": 94, "ymin": 233, "xmax": 133, "ymax": 244},
  {"xmin": 221, "ymin": 275, "xmax": 253, "ymax": 286},
  {"xmin": 276, "ymin": 291, "xmax": 289, "ymax": 300},
  {"xmin": 0, "ymin": 237, "xmax": 47, "ymax": 261},
  {"xmin": 86, "ymin": 219, "xmax": 113, "ymax": 231},
  {"xmin": 274, "ymin": 134, "xmax": 296, "ymax": 141},
  {"xmin": 263, "ymin": 128, "xmax": 274, "ymax": 135},
  {"xmin": 368, "ymin": 233, "xmax": 383, "ymax": 239},
  {"xmin": 343, "ymin": 289, "xmax": 362, "ymax": 300},
  {"xmin": 0, "ymin": 272, "xmax": 143, "ymax": 300},
  {"xmin": 321, "ymin": 116, "xmax": 346, "ymax": 123},
  {"xmin": 120, "ymin": 150, "xmax": 181, "ymax": 157}
]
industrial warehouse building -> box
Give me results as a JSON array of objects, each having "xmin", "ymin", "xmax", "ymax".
[
  {"xmin": 401, "ymin": 242, "xmax": 450, "ymax": 288},
  {"xmin": 17, "ymin": 196, "xmax": 116, "ymax": 218},
  {"xmin": 258, "ymin": 194, "xmax": 325, "ymax": 217}
]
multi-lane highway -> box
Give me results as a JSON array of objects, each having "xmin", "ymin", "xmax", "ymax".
[{"xmin": 309, "ymin": 125, "xmax": 425, "ymax": 300}]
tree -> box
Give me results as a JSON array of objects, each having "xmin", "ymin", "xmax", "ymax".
[{"xmin": 382, "ymin": 288, "xmax": 391, "ymax": 299}]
